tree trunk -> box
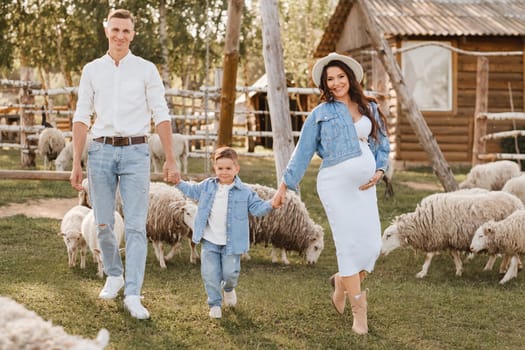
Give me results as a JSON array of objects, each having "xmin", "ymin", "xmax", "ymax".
[
  {"xmin": 356, "ymin": 0, "xmax": 458, "ymax": 192},
  {"xmin": 217, "ymin": 0, "xmax": 243, "ymax": 146},
  {"xmin": 259, "ymin": 0, "xmax": 295, "ymax": 185},
  {"xmin": 159, "ymin": 0, "xmax": 170, "ymax": 87}
]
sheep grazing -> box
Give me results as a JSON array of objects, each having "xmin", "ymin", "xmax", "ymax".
[
  {"xmin": 246, "ymin": 183, "xmax": 324, "ymax": 265},
  {"xmin": 81, "ymin": 209, "xmax": 125, "ymax": 278},
  {"xmin": 37, "ymin": 127, "xmax": 66, "ymax": 170},
  {"xmin": 459, "ymin": 160, "xmax": 521, "ymax": 190},
  {"xmin": 80, "ymin": 180, "xmax": 198, "ymax": 268},
  {"xmin": 0, "ymin": 296, "xmax": 109, "ymax": 350},
  {"xmin": 59, "ymin": 205, "xmax": 91, "ymax": 268},
  {"xmin": 381, "ymin": 189, "xmax": 524, "ymax": 278},
  {"xmin": 148, "ymin": 133, "xmax": 189, "ymax": 174},
  {"xmin": 147, "ymin": 182, "xmax": 197, "ymax": 268},
  {"xmin": 471, "ymin": 209, "xmax": 525, "ymax": 284},
  {"xmin": 55, "ymin": 138, "xmax": 90, "ymax": 171},
  {"xmin": 502, "ymin": 174, "xmax": 525, "ymax": 205}
]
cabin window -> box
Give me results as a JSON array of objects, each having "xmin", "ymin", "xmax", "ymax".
[{"xmin": 401, "ymin": 41, "xmax": 453, "ymax": 111}]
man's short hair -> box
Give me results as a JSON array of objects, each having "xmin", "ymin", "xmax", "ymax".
[{"xmin": 107, "ymin": 9, "xmax": 135, "ymax": 26}]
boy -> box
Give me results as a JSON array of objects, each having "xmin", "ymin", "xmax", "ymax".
[{"xmin": 175, "ymin": 147, "xmax": 280, "ymax": 318}]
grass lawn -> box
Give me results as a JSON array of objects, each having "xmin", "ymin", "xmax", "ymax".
[{"xmin": 1, "ymin": 148, "xmax": 524, "ymax": 350}]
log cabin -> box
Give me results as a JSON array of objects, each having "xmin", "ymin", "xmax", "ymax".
[{"xmin": 315, "ymin": 0, "xmax": 525, "ymax": 167}]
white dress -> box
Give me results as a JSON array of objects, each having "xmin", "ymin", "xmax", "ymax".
[{"xmin": 317, "ymin": 116, "xmax": 382, "ymax": 276}]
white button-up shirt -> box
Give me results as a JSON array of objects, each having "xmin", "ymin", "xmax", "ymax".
[{"xmin": 73, "ymin": 51, "xmax": 170, "ymax": 137}]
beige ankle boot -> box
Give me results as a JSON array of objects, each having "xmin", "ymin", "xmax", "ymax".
[
  {"xmin": 329, "ymin": 273, "xmax": 346, "ymax": 314},
  {"xmin": 349, "ymin": 290, "xmax": 368, "ymax": 335}
]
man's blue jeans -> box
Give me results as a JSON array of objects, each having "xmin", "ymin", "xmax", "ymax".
[
  {"xmin": 87, "ymin": 141, "xmax": 150, "ymax": 297},
  {"xmin": 200, "ymin": 239, "xmax": 241, "ymax": 307}
]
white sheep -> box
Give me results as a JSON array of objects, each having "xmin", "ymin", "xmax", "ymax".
[
  {"xmin": 381, "ymin": 189, "xmax": 524, "ymax": 278},
  {"xmin": 59, "ymin": 205, "xmax": 91, "ymax": 268},
  {"xmin": 501, "ymin": 174, "xmax": 525, "ymax": 205},
  {"xmin": 37, "ymin": 128, "xmax": 66, "ymax": 170},
  {"xmin": 55, "ymin": 138, "xmax": 90, "ymax": 171},
  {"xmin": 0, "ymin": 296, "xmax": 109, "ymax": 350},
  {"xmin": 246, "ymin": 183, "xmax": 324, "ymax": 265},
  {"xmin": 471, "ymin": 209, "xmax": 525, "ymax": 284},
  {"xmin": 459, "ymin": 160, "xmax": 521, "ymax": 190},
  {"xmin": 147, "ymin": 182, "xmax": 198, "ymax": 268},
  {"xmin": 78, "ymin": 178, "xmax": 91, "ymax": 208},
  {"xmin": 81, "ymin": 209, "xmax": 125, "ymax": 278},
  {"xmin": 148, "ymin": 133, "xmax": 189, "ymax": 174}
]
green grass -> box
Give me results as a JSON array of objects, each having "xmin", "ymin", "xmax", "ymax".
[{"xmin": 1, "ymin": 148, "xmax": 524, "ymax": 349}]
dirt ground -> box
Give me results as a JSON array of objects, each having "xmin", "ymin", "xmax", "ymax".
[{"xmin": 0, "ymin": 197, "xmax": 78, "ymax": 219}]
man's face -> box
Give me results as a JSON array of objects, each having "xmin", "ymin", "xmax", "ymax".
[{"xmin": 105, "ymin": 17, "xmax": 135, "ymax": 54}]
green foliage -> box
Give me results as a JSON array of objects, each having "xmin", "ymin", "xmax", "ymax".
[
  {"xmin": 1, "ymin": 151, "xmax": 524, "ymax": 349},
  {"xmin": 0, "ymin": 1, "xmax": 337, "ymax": 92}
]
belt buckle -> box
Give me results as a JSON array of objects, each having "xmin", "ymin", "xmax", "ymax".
[{"xmin": 112, "ymin": 137, "xmax": 129, "ymax": 146}]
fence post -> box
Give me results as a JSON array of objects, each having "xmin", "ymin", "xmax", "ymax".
[
  {"xmin": 471, "ymin": 56, "xmax": 489, "ymax": 165},
  {"xmin": 19, "ymin": 86, "xmax": 36, "ymax": 167}
]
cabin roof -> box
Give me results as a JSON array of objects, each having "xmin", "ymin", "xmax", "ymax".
[{"xmin": 315, "ymin": 0, "xmax": 525, "ymax": 57}]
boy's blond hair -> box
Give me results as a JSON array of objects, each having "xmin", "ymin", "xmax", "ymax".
[{"xmin": 213, "ymin": 146, "xmax": 238, "ymax": 164}]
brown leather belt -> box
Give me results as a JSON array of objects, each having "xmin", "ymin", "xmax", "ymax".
[{"xmin": 93, "ymin": 136, "xmax": 147, "ymax": 146}]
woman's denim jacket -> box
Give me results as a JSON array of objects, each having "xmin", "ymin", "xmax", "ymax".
[
  {"xmin": 176, "ymin": 176, "xmax": 273, "ymax": 255},
  {"xmin": 283, "ymin": 100, "xmax": 390, "ymax": 191}
]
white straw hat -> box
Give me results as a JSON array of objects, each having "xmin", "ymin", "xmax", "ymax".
[{"xmin": 311, "ymin": 52, "xmax": 364, "ymax": 87}]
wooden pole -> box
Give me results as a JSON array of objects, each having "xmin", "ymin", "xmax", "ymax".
[
  {"xmin": 217, "ymin": 0, "xmax": 243, "ymax": 146},
  {"xmin": 356, "ymin": 0, "xmax": 458, "ymax": 192},
  {"xmin": 19, "ymin": 86, "xmax": 36, "ymax": 168},
  {"xmin": 471, "ymin": 57, "xmax": 489, "ymax": 165},
  {"xmin": 259, "ymin": 0, "xmax": 295, "ymax": 184}
]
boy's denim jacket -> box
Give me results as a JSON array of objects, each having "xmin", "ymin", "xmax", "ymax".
[
  {"xmin": 176, "ymin": 176, "xmax": 273, "ymax": 255},
  {"xmin": 283, "ymin": 100, "xmax": 390, "ymax": 191}
]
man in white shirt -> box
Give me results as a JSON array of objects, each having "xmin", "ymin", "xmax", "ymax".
[{"xmin": 69, "ymin": 8, "xmax": 180, "ymax": 320}]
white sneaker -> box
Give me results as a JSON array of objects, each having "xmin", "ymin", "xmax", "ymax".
[
  {"xmin": 224, "ymin": 289, "xmax": 237, "ymax": 307},
  {"xmin": 98, "ymin": 275, "xmax": 124, "ymax": 299},
  {"xmin": 124, "ymin": 295, "xmax": 150, "ymax": 320},
  {"xmin": 209, "ymin": 306, "xmax": 222, "ymax": 319}
]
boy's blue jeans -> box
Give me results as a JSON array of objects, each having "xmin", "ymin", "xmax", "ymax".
[
  {"xmin": 200, "ymin": 239, "xmax": 241, "ymax": 308},
  {"xmin": 87, "ymin": 141, "xmax": 150, "ymax": 297}
]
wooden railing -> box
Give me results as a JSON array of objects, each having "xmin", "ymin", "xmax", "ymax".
[{"xmin": 472, "ymin": 112, "xmax": 525, "ymax": 162}]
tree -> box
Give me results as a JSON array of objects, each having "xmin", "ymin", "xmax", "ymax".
[
  {"xmin": 279, "ymin": 0, "xmax": 336, "ymax": 86},
  {"xmin": 259, "ymin": 0, "xmax": 295, "ymax": 183}
]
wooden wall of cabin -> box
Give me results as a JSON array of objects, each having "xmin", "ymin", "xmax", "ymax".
[{"xmin": 394, "ymin": 36, "xmax": 525, "ymax": 166}]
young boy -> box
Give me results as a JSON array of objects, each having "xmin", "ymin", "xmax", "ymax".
[{"xmin": 175, "ymin": 146, "xmax": 280, "ymax": 318}]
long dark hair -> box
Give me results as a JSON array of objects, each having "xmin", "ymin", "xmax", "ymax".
[{"xmin": 318, "ymin": 60, "xmax": 387, "ymax": 140}]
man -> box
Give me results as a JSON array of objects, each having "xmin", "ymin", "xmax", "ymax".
[{"xmin": 70, "ymin": 9, "xmax": 180, "ymax": 320}]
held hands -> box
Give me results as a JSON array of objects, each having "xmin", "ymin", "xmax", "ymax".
[
  {"xmin": 359, "ymin": 170, "xmax": 384, "ymax": 191},
  {"xmin": 271, "ymin": 183, "xmax": 288, "ymax": 209},
  {"xmin": 164, "ymin": 159, "xmax": 181, "ymax": 184}
]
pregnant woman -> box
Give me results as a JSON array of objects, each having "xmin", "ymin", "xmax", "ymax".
[{"xmin": 272, "ymin": 52, "xmax": 390, "ymax": 335}]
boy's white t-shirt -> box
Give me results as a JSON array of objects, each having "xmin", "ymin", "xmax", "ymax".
[{"xmin": 203, "ymin": 183, "xmax": 234, "ymax": 245}]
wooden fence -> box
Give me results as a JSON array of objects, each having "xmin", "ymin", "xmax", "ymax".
[{"xmin": 472, "ymin": 112, "xmax": 525, "ymax": 161}]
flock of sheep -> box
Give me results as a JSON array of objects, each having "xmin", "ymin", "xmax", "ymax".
[
  {"xmin": 381, "ymin": 160, "xmax": 525, "ymax": 284},
  {"xmin": 35, "ymin": 125, "xmax": 525, "ymax": 285},
  {"xmin": 60, "ymin": 179, "xmax": 325, "ymax": 277}
]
